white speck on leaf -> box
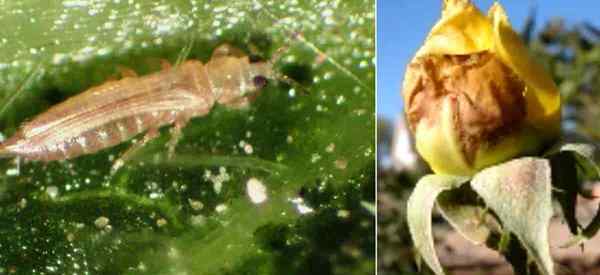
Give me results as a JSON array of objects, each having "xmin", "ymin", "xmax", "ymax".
[
  {"xmin": 246, "ymin": 178, "xmax": 267, "ymax": 204},
  {"xmin": 94, "ymin": 216, "xmax": 110, "ymax": 229}
]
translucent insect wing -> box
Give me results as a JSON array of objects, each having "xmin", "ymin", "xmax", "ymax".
[{"xmin": 22, "ymin": 75, "xmax": 165, "ymax": 134}]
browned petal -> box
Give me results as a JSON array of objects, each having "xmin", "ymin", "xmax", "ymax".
[{"xmin": 403, "ymin": 51, "xmax": 526, "ymax": 164}]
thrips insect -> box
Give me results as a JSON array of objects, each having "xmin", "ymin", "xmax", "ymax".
[{"xmin": 0, "ymin": 44, "xmax": 275, "ymax": 172}]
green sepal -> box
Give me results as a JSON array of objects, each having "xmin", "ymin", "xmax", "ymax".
[{"xmin": 470, "ymin": 157, "xmax": 554, "ymax": 275}]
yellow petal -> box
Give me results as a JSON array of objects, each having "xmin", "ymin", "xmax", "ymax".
[
  {"xmin": 407, "ymin": 0, "xmax": 562, "ymax": 176},
  {"xmin": 415, "ymin": 96, "xmax": 474, "ymax": 175},
  {"xmin": 416, "ymin": 0, "xmax": 493, "ymax": 57},
  {"xmin": 488, "ymin": 3, "xmax": 561, "ymax": 134},
  {"xmin": 414, "ymin": 89, "xmax": 541, "ymax": 176}
]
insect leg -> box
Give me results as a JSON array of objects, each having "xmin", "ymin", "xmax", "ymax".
[
  {"xmin": 14, "ymin": 157, "xmax": 21, "ymax": 176},
  {"xmin": 110, "ymin": 128, "xmax": 160, "ymax": 175},
  {"xmin": 159, "ymin": 59, "xmax": 172, "ymax": 70},
  {"xmin": 164, "ymin": 34, "xmax": 195, "ymax": 91},
  {"xmin": 116, "ymin": 65, "xmax": 138, "ymax": 78},
  {"xmin": 174, "ymin": 35, "xmax": 195, "ymax": 66},
  {"xmin": 166, "ymin": 116, "xmax": 190, "ymax": 159}
]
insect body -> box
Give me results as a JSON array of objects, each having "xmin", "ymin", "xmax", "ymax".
[{"xmin": 0, "ymin": 44, "xmax": 273, "ymax": 169}]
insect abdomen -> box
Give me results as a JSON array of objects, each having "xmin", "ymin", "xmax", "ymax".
[
  {"xmin": 2, "ymin": 111, "xmax": 178, "ymax": 161},
  {"xmin": 0, "ymin": 60, "xmax": 214, "ymax": 161},
  {"xmin": 57, "ymin": 114, "xmax": 159, "ymax": 159},
  {"xmin": 0, "ymin": 43, "xmax": 269, "ymax": 163}
]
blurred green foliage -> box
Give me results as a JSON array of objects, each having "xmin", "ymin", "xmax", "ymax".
[
  {"xmin": 0, "ymin": 0, "xmax": 375, "ymax": 274},
  {"xmin": 527, "ymin": 17, "xmax": 600, "ymax": 143}
]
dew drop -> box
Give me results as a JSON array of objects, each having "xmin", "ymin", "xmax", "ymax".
[
  {"xmin": 326, "ymin": 143, "xmax": 335, "ymax": 153},
  {"xmin": 5, "ymin": 168, "xmax": 19, "ymax": 176},
  {"xmin": 290, "ymin": 197, "xmax": 314, "ymax": 214},
  {"xmin": 156, "ymin": 218, "xmax": 167, "ymax": 227},
  {"xmin": 191, "ymin": 214, "xmax": 206, "ymax": 226},
  {"xmin": 188, "ymin": 199, "xmax": 204, "ymax": 211},
  {"xmin": 243, "ymin": 143, "xmax": 254, "ymax": 154},
  {"xmin": 46, "ymin": 186, "xmax": 59, "ymax": 199},
  {"xmin": 215, "ymin": 204, "xmax": 228, "ymax": 213}
]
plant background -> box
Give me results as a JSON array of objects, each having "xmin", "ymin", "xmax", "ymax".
[
  {"xmin": 0, "ymin": 0, "xmax": 375, "ymax": 274},
  {"xmin": 378, "ymin": 1, "xmax": 600, "ymax": 275}
]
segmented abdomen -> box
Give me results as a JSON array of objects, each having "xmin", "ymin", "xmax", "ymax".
[
  {"xmin": 6, "ymin": 111, "xmax": 180, "ymax": 161},
  {"xmin": 0, "ymin": 61, "xmax": 213, "ymax": 161}
]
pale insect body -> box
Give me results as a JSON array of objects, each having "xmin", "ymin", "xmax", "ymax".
[{"xmin": 0, "ymin": 44, "xmax": 273, "ymax": 165}]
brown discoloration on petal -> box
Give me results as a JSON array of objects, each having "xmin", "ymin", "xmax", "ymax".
[{"xmin": 403, "ymin": 51, "xmax": 526, "ymax": 164}]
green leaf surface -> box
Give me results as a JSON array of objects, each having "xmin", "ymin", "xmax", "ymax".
[
  {"xmin": 0, "ymin": 0, "xmax": 375, "ymax": 274},
  {"xmin": 406, "ymin": 174, "xmax": 469, "ymax": 275},
  {"xmin": 470, "ymin": 158, "xmax": 554, "ymax": 275},
  {"xmin": 545, "ymin": 143, "xmax": 599, "ymax": 182},
  {"xmin": 546, "ymin": 143, "xmax": 600, "ymax": 247},
  {"xmin": 545, "ymin": 143, "xmax": 600, "ymax": 239},
  {"xmin": 548, "ymin": 149, "xmax": 581, "ymax": 235}
]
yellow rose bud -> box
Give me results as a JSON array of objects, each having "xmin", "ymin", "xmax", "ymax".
[{"xmin": 402, "ymin": 0, "xmax": 561, "ymax": 176}]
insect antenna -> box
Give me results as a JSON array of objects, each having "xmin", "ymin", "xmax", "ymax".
[
  {"xmin": 265, "ymin": 45, "xmax": 311, "ymax": 96},
  {"xmin": 174, "ymin": 33, "xmax": 196, "ymax": 66},
  {"xmin": 255, "ymin": 4, "xmax": 371, "ymax": 91},
  {"xmin": 163, "ymin": 33, "xmax": 196, "ymax": 91},
  {"xmin": 0, "ymin": 64, "xmax": 43, "ymax": 118},
  {"xmin": 238, "ymin": 4, "xmax": 310, "ymax": 95},
  {"xmin": 274, "ymin": 70, "xmax": 310, "ymax": 96}
]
